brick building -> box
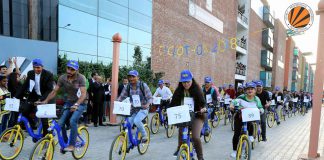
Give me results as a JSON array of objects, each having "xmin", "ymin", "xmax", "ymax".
[
  {"xmin": 152, "ymin": 0, "xmax": 238, "ymax": 87},
  {"xmin": 284, "ymin": 37, "xmax": 296, "ymax": 90}
]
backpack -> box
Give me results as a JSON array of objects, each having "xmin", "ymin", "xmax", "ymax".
[{"xmin": 126, "ymin": 81, "xmax": 147, "ymax": 101}]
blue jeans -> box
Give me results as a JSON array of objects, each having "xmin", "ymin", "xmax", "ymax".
[
  {"xmin": 58, "ymin": 103, "xmax": 86, "ymax": 146},
  {"xmin": 128, "ymin": 109, "xmax": 148, "ymax": 139},
  {"xmin": 0, "ymin": 113, "xmax": 10, "ymax": 134}
]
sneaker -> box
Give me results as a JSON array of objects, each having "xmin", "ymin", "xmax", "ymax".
[
  {"xmin": 249, "ymin": 136, "xmax": 254, "ymax": 142},
  {"xmin": 277, "ymin": 122, "xmax": 280, "ymax": 125},
  {"xmin": 230, "ymin": 151, "xmax": 237, "ymax": 158},
  {"xmin": 141, "ymin": 136, "xmax": 148, "ymax": 144},
  {"xmin": 63, "ymin": 146, "xmax": 75, "ymax": 152},
  {"xmin": 262, "ymin": 138, "xmax": 267, "ymax": 142},
  {"xmin": 173, "ymin": 149, "xmax": 179, "ymax": 157}
]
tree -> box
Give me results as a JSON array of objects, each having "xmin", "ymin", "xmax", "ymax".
[{"xmin": 133, "ymin": 46, "xmax": 142, "ymax": 66}]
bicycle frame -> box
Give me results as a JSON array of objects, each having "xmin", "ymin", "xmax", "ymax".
[
  {"xmin": 122, "ymin": 117, "xmax": 141, "ymax": 148},
  {"xmin": 47, "ymin": 120, "xmax": 85, "ymax": 150},
  {"xmin": 16, "ymin": 113, "xmax": 43, "ymax": 140},
  {"xmin": 179, "ymin": 126, "xmax": 194, "ymax": 158},
  {"xmin": 156, "ymin": 106, "xmax": 166, "ymax": 124},
  {"xmin": 237, "ymin": 122, "xmax": 248, "ymax": 156},
  {"xmin": 269, "ymin": 105, "xmax": 279, "ymax": 122}
]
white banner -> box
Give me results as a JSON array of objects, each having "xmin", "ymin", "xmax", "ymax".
[
  {"xmin": 293, "ymin": 98, "xmax": 298, "ymax": 103},
  {"xmin": 241, "ymin": 108, "xmax": 260, "ymax": 122},
  {"xmin": 113, "ymin": 101, "xmax": 131, "ymax": 116},
  {"xmin": 304, "ymin": 99, "xmax": 309, "ymax": 103},
  {"xmin": 153, "ymin": 97, "xmax": 162, "ymax": 105},
  {"xmin": 167, "ymin": 105, "xmax": 191, "ymax": 125},
  {"xmin": 4, "ymin": 98, "xmax": 20, "ymax": 112},
  {"xmin": 271, "ymin": 100, "xmax": 276, "ymax": 105},
  {"xmin": 36, "ymin": 104, "xmax": 57, "ymax": 118},
  {"xmin": 225, "ymin": 98, "xmax": 231, "ymax": 105}
]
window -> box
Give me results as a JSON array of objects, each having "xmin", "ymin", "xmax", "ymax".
[
  {"xmin": 129, "ymin": 0, "xmax": 152, "ymax": 17},
  {"xmin": 99, "ymin": 0, "xmax": 128, "ymax": 25},
  {"xmin": 59, "ymin": 28, "xmax": 97, "ymax": 56},
  {"xmin": 60, "ymin": 0, "xmax": 98, "ymax": 15},
  {"xmin": 128, "ymin": 27, "xmax": 151, "ymax": 48},
  {"xmin": 11, "ymin": 0, "xmax": 29, "ymax": 38},
  {"xmin": 60, "ymin": 51, "xmax": 97, "ymax": 63},
  {"xmin": 108, "ymin": 0, "xmax": 128, "ymax": 7},
  {"xmin": 98, "ymin": 18, "xmax": 128, "ymax": 41},
  {"xmin": 59, "ymin": 5, "xmax": 97, "ymax": 35},
  {"xmin": 129, "ymin": 10, "xmax": 152, "ymax": 33}
]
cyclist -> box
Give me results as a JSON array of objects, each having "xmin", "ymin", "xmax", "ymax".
[
  {"xmin": 230, "ymin": 82, "xmax": 264, "ymax": 158},
  {"xmin": 0, "ymin": 75, "xmax": 10, "ymax": 134},
  {"xmin": 117, "ymin": 70, "xmax": 153, "ymax": 146},
  {"xmin": 226, "ymin": 84, "xmax": 236, "ymax": 99},
  {"xmin": 272, "ymin": 86, "xmax": 283, "ymax": 125},
  {"xmin": 15, "ymin": 58, "xmax": 54, "ymax": 135},
  {"xmin": 153, "ymin": 80, "xmax": 172, "ymax": 110},
  {"xmin": 40, "ymin": 60, "xmax": 87, "ymax": 152},
  {"xmin": 202, "ymin": 76, "xmax": 217, "ymax": 136},
  {"xmin": 164, "ymin": 80, "xmax": 175, "ymax": 94},
  {"xmin": 255, "ymin": 80, "xmax": 271, "ymax": 141},
  {"xmin": 170, "ymin": 70, "xmax": 206, "ymax": 160}
]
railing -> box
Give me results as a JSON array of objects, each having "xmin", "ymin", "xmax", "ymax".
[
  {"xmin": 237, "ymin": 37, "xmax": 247, "ymax": 50},
  {"xmin": 235, "ymin": 63, "xmax": 246, "ymax": 76},
  {"xmin": 238, "ymin": 10, "xmax": 248, "ymax": 25}
]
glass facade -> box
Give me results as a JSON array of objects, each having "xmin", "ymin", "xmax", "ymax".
[
  {"xmin": 58, "ymin": 0, "xmax": 152, "ymax": 65},
  {"xmin": 0, "ymin": 0, "xmax": 58, "ymax": 41}
]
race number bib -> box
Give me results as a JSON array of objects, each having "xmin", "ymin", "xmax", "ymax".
[
  {"xmin": 304, "ymin": 98, "xmax": 309, "ymax": 103},
  {"xmin": 167, "ymin": 105, "xmax": 191, "ymax": 125},
  {"xmin": 271, "ymin": 100, "xmax": 276, "ymax": 105},
  {"xmin": 132, "ymin": 95, "xmax": 141, "ymax": 107},
  {"xmin": 184, "ymin": 97, "xmax": 194, "ymax": 111},
  {"xmin": 113, "ymin": 101, "xmax": 131, "ymax": 115},
  {"xmin": 206, "ymin": 94, "xmax": 212, "ymax": 104},
  {"xmin": 241, "ymin": 108, "xmax": 260, "ymax": 122},
  {"xmin": 277, "ymin": 96, "xmax": 281, "ymax": 101},
  {"xmin": 4, "ymin": 98, "xmax": 20, "ymax": 112},
  {"xmin": 225, "ymin": 98, "xmax": 231, "ymax": 105},
  {"xmin": 293, "ymin": 98, "xmax": 298, "ymax": 102},
  {"xmin": 36, "ymin": 104, "xmax": 57, "ymax": 118},
  {"xmin": 153, "ymin": 97, "xmax": 162, "ymax": 105}
]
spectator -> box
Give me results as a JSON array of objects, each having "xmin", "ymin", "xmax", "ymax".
[
  {"xmin": 118, "ymin": 78, "xmax": 128, "ymax": 97},
  {"xmin": 92, "ymin": 76, "xmax": 105, "ymax": 127},
  {"xmin": 103, "ymin": 78, "xmax": 111, "ymax": 122}
]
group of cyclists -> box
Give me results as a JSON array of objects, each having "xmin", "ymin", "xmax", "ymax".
[{"xmin": 0, "ymin": 57, "xmax": 313, "ymax": 160}]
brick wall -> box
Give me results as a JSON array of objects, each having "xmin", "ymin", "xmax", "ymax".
[
  {"xmin": 272, "ymin": 19, "xmax": 286, "ymax": 89},
  {"xmin": 152, "ymin": 0, "xmax": 237, "ymax": 87},
  {"xmin": 247, "ymin": 9, "xmax": 266, "ymax": 81},
  {"xmin": 284, "ymin": 37, "xmax": 295, "ymax": 90}
]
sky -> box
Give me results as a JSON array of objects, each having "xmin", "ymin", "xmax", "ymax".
[{"xmin": 268, "ymin": 0, "xmax": 320, "ymax": 67}]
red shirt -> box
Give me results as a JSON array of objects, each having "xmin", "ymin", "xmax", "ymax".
[{"xmin": 225, "ymin": 89, "xmax": 236, "ymax": 99}]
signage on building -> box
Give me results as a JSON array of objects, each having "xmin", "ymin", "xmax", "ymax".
[{"xmin": 284, "ymin": 3, "xmax": 314, "ymax": 34}]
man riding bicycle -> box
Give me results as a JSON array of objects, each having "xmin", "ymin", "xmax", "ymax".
[
  {"xmin": 202, "ymin": 76, "xmax": 217, "ymax": 136},
  {"xmin": 117, "ymin": 70, "xmax": 153, "ymax": 145},
  {"xmin": 40, "ymin": 60, "xmax": 87, "ymax": 152},
  {"xmin": 153, "ymin": 80, "xmax": 172, "ymax": 110}
]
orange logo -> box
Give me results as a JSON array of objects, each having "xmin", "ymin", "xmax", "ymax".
[{"xmin": 285, "ymin": 3, "xmax": 313, "ymax": 32}]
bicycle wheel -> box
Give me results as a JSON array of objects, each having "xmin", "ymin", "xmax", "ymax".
[
  {"xmin": 287, "ymin": 109, "xmax": 292, "ymax": 118},
  {"xmin": 166, "ymin": 125, "xmax": 175, "ymax": 138},
  {"xmin": 219, "ymin": 108, "xmax": 224, "ymax": 120},
  {"xmin": 119, "ymin": 119, "xmax": 125, "ymax": 132},
  {"xmin": 301, "ymin": 106, "xmax": 306, "ymax": 116},
  {"xmin": 280, "ymin": 108, "xmax": 286, "ymax": 121},
  {"xmin": 109, "ymin": 134, "xmax": 127, "ymax": 160},
  {"xmin": 224, "ymin": 110, "xmax": 228, "ymax": 125},
  {"xmin": 236, "ymin": 136, "xmax": 251, "ymax": 160},
  {"xmin": 0, "ymin": 127, "xmax": 24, "ymax": 160},
  {"xmin": 212, "ymin": 111, "xmax": 220, "ymax": 128},
  {"xmin": 177, "ymin": 146, "xmax": 189, "ymax": 160},
  {"xmin": 137, "ymin": 125, "xmax": 150, "ymax": 155},
  {"xmin": 29, "ymin": 137, "xmax": 54, "ymax": 160},
  {"xmin": 267, "ymin": 112, "xmax": 275, "ymax": 128},
  {"xmin": 150, "ymin": 114, "xmax": 160, "ymax": 134},
  {"xmin": 204, "ymin": 121, "xmax": 212, "ymax": 143},
  {"xmin": 72, "ymin": 127, "xmax": 90, "ymax": 159}
]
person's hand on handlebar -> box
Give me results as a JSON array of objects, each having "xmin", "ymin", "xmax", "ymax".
[
  {"xmin": 35, "ymin": 100, "xmax": 46, "ymax": 106},
  {"xmin": 200, "ymin": 107, "xmax": 207, "ymax": 113}
]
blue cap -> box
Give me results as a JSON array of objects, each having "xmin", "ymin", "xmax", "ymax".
[
  {"xmin": 158, "ymin": 80, "xmax": 164, "ymax": 85},
  {"xmin": 245, "ymin": 82, "xmax": 256, "ymax": 88},
  {"xmin": 67, "ymin": 60, "xmax": 79, "ymax": 70},
  {"xmin": 128, "ymin": 70, "xmax": 139, "ymax": 77},
  {"xmin": 229, "ymin": 84, "xmax": 234, "ymax": 87},
  {"xmin": 238, "ymin": 85, "xmax": 244, "ymax": 89},
  {"xmin": 255, "ymin": 80, "xmax": 263, "ymax": 87},
  {"xmin": 164, "ymin": 80, "xmax": 170, "ymax": 84},
  {"xmin": 179, "ymin": 70, "xmax": 193, "ymax": 82},
  {"xmin": 204, "ymin": 76, "xmax": 212, "ymax": 83},
  {"xmin": 32, "ymin": 58, "xmax": 43, "ymax": 67},
  {"xmin": 223, "ymin": 84, "xmax": 227, "ymax": 88},
  {"xmin": 275, "ymin": 86, "xmax": 280, "ymax": 91}
]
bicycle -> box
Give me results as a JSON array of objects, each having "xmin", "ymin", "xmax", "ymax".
[
  {"xmin": 300, "ymin": 102, "xmax": 307, "ymax": 116},
  {"xmin": 218, "ymin": 100, "xmax": 225, "ymax": 120},
  {"xmin": 202, "ymin": 108, "xmax": 213, "ymax": 143},
  {"xmin": 209, "ymin": 104, "xmax": 220, "ymax": 128},
  {"xmin": 0, "ymin": 101, "xmax": 58, "ymax": 160},
  {"xmin": 224, "ymin": 103, "xmax": 233, "ymax": 127},
  {"xmin": 150, "ymin": 105, "xmax": 175, "ymax": 138},
  {"xmin": 266, "ymin": 104, "xmax": 280, "ymax": 128},
  {"xmin": 234, "ymin": 108, "xmax": 251, "ymax": 160},
  {"xmin": 109, "ymin": 116, "xmax": 150, "ymax": 160},
  {"xmin": 120, "ymin": 116, "xmax": 148, "ymax": 132},
  {"xmin": 29, "ymin": 118, "xmax": 89, "ymax": 160}
]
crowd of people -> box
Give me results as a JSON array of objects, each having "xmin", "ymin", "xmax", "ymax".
[{"xmin": 0, "ymin": 57, "xmax": 315, "ymax": 159}]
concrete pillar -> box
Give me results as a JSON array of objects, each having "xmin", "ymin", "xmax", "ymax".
[{"xmin": 109, "ymin": 33, "xmax": 122, "ymax": 124}]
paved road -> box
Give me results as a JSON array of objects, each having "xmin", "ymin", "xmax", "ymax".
[{"xmin": 13, "ymin": 109, "xmax": 324, "ymax": 160}]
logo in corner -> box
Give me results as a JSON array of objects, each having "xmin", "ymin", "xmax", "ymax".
[{"xmin": 285, "ymin": 3, "xmax": 314, "ymax": 33}]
